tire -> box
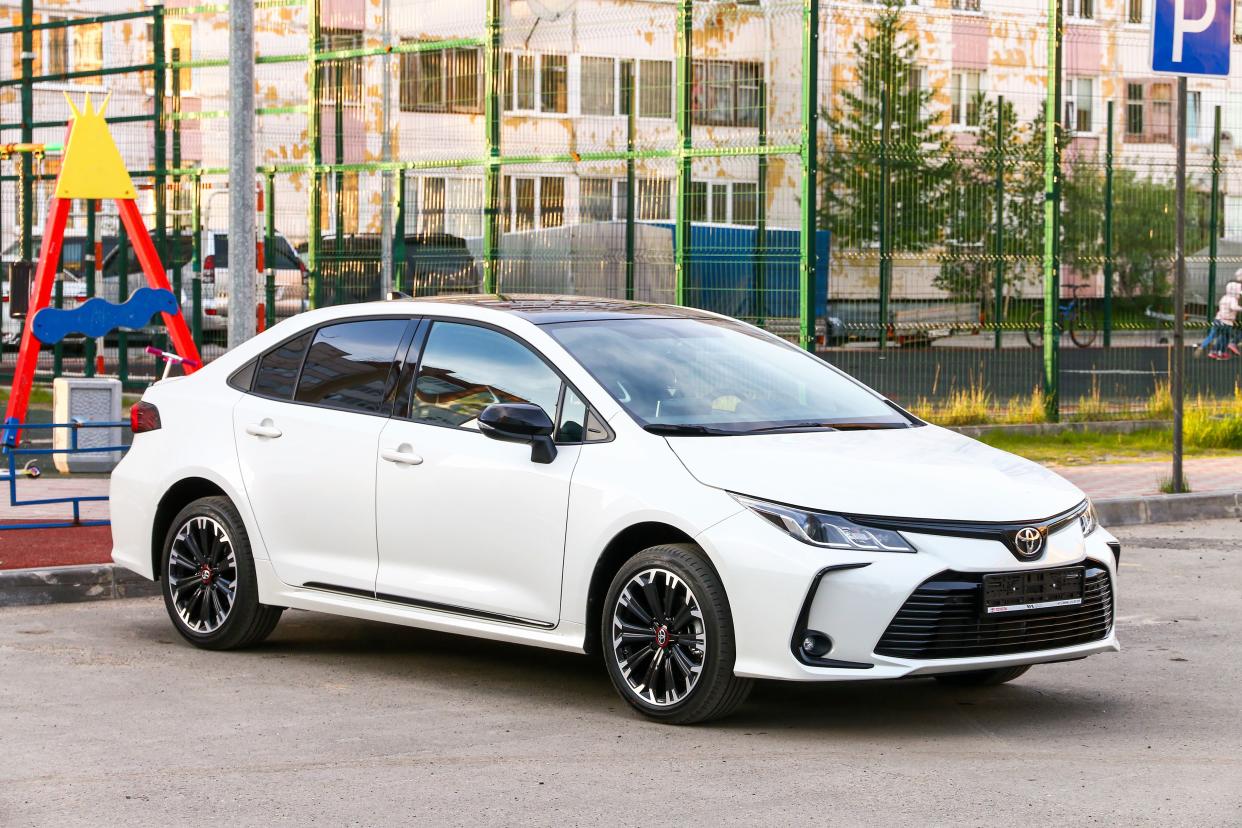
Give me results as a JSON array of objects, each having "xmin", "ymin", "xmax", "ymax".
[
  {"xmin": 1024, "ymin": 309, "xmax": 1044, "ymax": 348},
  {"xmin": 1069, "ymin": 309, "xmax": 1098, "ymax": 348},
  {"xmin": 601, "ymin": 543, "xmax": 752, "ymax": 725},
  {"xmin": 160, "ymin": 495, "xmax": 283, "ymax": 651},
  {"xmin": 933, "ymin": 664, "xmax": 1031, "ymax": 687}
]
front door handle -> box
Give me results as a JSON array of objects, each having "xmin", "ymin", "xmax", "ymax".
[
  {"xmin": 245, "ymin": 420, "xmax": 282, "ymax": 439},
  {"xmin": 380, "ymin": 444, "xmax": 423, "ymax": 466}
]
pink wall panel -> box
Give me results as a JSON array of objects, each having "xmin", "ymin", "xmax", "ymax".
[
  {"xmin": 1065, "ymin": 26, "xmax": 1103, "ymax": 76},
  {"xmin": 321, "ymin": 0, "xmax": 366, "ymax": 31},
  {"xmin": 952, "ymin": 16, "xmax": 989, "ymax": 70},
  {"xmin": 320, "ymin": 106, "xmax": 366, "ymax": 165}
]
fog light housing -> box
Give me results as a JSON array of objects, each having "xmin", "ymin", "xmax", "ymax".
[{"xmin": 800, "ymin": 631, "xmax": 833, "ymax": 658}]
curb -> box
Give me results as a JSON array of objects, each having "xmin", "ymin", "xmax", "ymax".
[
  {"xmin": 951, "ymin": 419, "xmax": 1170, "ymax": 438},
  {"xmin": 1097, "ymin": 490, "xmax": 1242, "ymax": 527},
  {"xmin": 0, "ymin": 563, "xmax": 160, "ymax": 608}
]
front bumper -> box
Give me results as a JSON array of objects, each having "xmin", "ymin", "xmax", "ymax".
[{"xmin": 696, "ymin": 509, "xmax": 1120, "ymax": 682}]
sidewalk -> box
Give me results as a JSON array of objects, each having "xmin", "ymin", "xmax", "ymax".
[{"xmin": 1048, "ymin": 455, "xmax": 1242, "ymax": 499}]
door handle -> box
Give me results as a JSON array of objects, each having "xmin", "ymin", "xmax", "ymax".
[
  {"xmin": 380, "ymin": 444, "xmax": 423, "ymax": 466},
  {"xmin": 245, "ymin": 420, "xmax": 282, "ymax": 439}
]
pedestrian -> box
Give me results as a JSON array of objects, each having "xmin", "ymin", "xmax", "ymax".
[
  {"xmin": 1197, "ymin": 271, "xmax": 1242, "ymax": 355},
  {"xmin": 1208, "ymin": 280, "xmax": 1241, "ymax": 360}
]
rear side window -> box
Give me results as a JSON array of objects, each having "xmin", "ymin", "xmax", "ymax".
[
  {"xmin": 294, "ymin": 319, "xmax": 409, "ymax": 413},
  {"xmin": 267, "ymin": 237, "xmax": 302, "ymax": 270},
  {"xmin": 253, "ymin": 331, "xmax": 312, "ymax": 399}
]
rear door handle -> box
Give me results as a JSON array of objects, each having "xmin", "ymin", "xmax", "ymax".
[
  {"xmin": 245, "ymin": 420, "xmax": 282, "ymax": 439},
  {"xmin": 380, "ymin": 444, "xmax": 423, "ymax": 466}
]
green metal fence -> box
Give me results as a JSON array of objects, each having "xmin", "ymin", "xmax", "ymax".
[{"xmin": 2, "ymin": 0, "xmax": 1241, "ymax": 422}]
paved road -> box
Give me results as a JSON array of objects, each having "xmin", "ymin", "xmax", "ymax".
[{"xmin": 3, "ymin": 520, "xmax": 1240, "ymax": 826}]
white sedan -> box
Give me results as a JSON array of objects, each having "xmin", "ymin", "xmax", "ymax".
[{"xmin": 111, "ymin": 295, "xmax": 1120, "ymax": 724}]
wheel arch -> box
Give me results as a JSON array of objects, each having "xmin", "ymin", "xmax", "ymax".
[
  {"xmin": 582, "ymin": 521, "xmax": 704, "ymax": 655},
  {"xmin": 150, "ymin": 477, "xmax": 231, "ymax": 579}
]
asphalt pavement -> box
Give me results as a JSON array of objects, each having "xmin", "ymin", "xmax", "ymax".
[{"xmin": 2, "ymin": 519, "xmax": 1240, "ymax": 826}]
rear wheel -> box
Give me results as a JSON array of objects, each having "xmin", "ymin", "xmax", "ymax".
[
  {"xmin": 1024, "ymin": 309, "xmax": 1045, "ymax": 348},
  {"xmin": 601, "ymin": 544, "xmax": 752, "ymax": 724},
  {"xmin": 161, "ymin": 496, "xmax": 283, "ymax": 650},
  {"xmin": 1068, "ymin": 309, "xmax": 1098, "ymax": 348},
  {"xmin": 933, "ymin": 665, "xmax": 1031, "ymax": 686}
]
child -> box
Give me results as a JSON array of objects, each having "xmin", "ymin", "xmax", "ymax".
[
  {"xmin": 1208, "ymin": 281, "xmax": 1241, "ymax": 360},
  {"xmin": 1198, "ymin": 270, "xmax": 1242, "ymax": 355}
]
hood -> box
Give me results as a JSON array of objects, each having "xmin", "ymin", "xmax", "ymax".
[{"xmin": 665, "ymin": 425, "xmax": 1084, "ymax": 523}]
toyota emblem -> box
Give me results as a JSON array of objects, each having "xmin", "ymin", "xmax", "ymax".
[{"xmin": 1014, "ymin": 526, "xmax": 1043, "ymax": 557}]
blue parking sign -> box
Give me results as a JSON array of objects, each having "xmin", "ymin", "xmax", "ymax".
[{"xmin": 1152, "ymin": 0, "xmax": 1232, "ymax": 76}]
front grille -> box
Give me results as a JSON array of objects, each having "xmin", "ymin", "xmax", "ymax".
[{"xmin": 874, "ymin": 562, "xmax": 1113, "ymax": 659}]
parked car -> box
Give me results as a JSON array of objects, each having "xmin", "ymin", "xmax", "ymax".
[
  {"xmin": 311, "ymin": 233, "xmax": 479, "ymax": 304},
  {"xmin": 100, "ymin": 231, "xmax": 307, "ymax": 343},
  {"xmin": 2, "ymin": 235, "xmax": 121, "ymax": 344},
  {"xmin": 112, "ymin": 295, "xmax": 1120, "ymax": 724}
]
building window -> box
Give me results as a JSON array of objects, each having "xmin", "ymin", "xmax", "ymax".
[
  {"xmin": 1064, "ymin": 77, "xmax": 1094, "ymax": 132},
  {"xmin": 400, "ymin": 45, "xmax": 482, "ymax": 113},
  {"xmin": 732, "ymin": 183, "xmax": 759, "ymax": 226},
  {"xmin": 580, "ymin": 178, "xmax": 615, "ymax": 222},
  {"xmin": 639, "ymin": 60, "xmax": 673, "ymax": 119},
  {"xmin": 951, "ymin": 0, "xmax": 981, "ymax": 11},
  {"xmin": 692, "ymin": 61, "xmax": 764, "ymax": 127},
  {"xmin": 410, "ymin": 176, "xmax": 483, "ymax": 238},
  {"xmin": 321, "ymin": 29, "xmax": 364, "ymax": 102},
  {"xmin": 46, "ymin": 16, "xmax": 68, "ymax": 76},
  {"xmin": 504, "ymin": 53, "xmax": 567, "ymax": 114},
  {"xmin": 1066, "ymin": 0, "xmax": 1093, "ymax": 18},
  {"xmin": 501, "ymin": 176, "xmax": 564, "ymax": 231},
  {"xmin": 1187, "ymin": 90, "xmax": 1202, "ymax": 140},
  {"xmin": 540, "ymin": 177, "xmax": 564, "ymax": 228},
  {"xmin": 322, "ymin": 172, "xmax": 360, "ymax": 234},
  {"xmin": 1126, "ymin": 83, "xmax": 1144, "ymax": 135},
  {"xmin": 637, "ymin": 178, "xmax": 672, "ymax": 220},
  {"xmin": 581, "ymin": 57, "xmax": 616, "ymax": 116},
  {"xmin": 950, "ymin": 71, "xmax": 983, "ymax": 127},
  {"xmin": 1128, "ymin": 0, "xmax": 1143, "ymax": 23},
  {"xmin": 1151, "ymin": 82, "xmax": 1172, "ymax": 141},
  {"xmin": 72, "ymin": 22, "xmax": 104, "ymax": 76},
  {"xmin": 686, "ymin": 181, "xmax": 759, "ymax": 224}
]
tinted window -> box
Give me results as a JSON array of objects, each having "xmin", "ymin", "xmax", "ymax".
[
  {"xmin": 294, "ymin": 319, "xmax": 408, "ymax": 413},
  {"xmin": 412, "ymin": 322, "xmax": 561, "ymax": 428},
  {"xmin": 557, "ymin": 387, "xmax": 587, "ymax": 442},
  {"xmin": 267, "ymin": 237, "xmax": 303, "ymax": 270},
  {"xmin": 253, "ymin": 331, "xmax": 312, "ymax": 399}
]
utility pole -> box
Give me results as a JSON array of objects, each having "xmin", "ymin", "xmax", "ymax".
[
  {"xmin": 380, "ymin": 0, "xmax": 394, "ymax": 298},
  {"xmin": 1171, "ymin": 76, "xmax": 1188, "ymax": 493},
  {"xmin": 228, "ymin": 0, "xmax": 256, "ymax": 347}
]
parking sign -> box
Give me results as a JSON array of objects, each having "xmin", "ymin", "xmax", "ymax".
[{"xmin": 1151, "ymin": 0, "xmax": 1232, "ymax": 76}]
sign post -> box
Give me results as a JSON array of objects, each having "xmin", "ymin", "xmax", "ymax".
[{"xmin": 1151, "ymin": 0, "xmax": 1231, "ymax": 495}]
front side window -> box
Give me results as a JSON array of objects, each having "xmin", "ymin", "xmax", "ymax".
[
  {"xmin": 294, "ymin": 319, "xmax": 408, "ymax": 413},
  {"xmin": 545, "ymin": 317, "xmax": 907, "ymax": 432},
  {"xmin": 411, "ymin": 322, "xmax": 562, "ymax": 429}
]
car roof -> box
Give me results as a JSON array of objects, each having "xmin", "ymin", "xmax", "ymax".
[{"xmin": 398, "ymin": 294, "xmax": 720, "ymax": 324}]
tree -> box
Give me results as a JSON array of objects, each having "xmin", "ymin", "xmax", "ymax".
[{"xmin": 820, "ymin": 0, "xmax": 952, "ymax": 252}]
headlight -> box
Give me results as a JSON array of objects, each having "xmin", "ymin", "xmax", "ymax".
[
  {"xmin": 734, "ymin": 494, "xmax": 916, "ymax": 553},
  {"xmin": 1079, "ymin": 499, "xmax": 1099, "ymax": 536}
]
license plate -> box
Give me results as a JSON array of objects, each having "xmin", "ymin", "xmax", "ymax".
[{"xmin": 982, "ymin": 566, "xmax": 1084, "ymax": 615}]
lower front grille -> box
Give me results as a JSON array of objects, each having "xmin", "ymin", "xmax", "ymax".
[{"xmin": 874, "ymin": 561, "xmax": 1113, "ymax": 659}]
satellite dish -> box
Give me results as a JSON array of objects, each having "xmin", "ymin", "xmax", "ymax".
[{"xmin": 528, "ymin": 0, "xmax": 576, "ymax": 21}]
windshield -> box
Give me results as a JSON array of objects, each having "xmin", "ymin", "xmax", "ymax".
[{"xmin": 544, "ymin": 316, "xmax": 909, "ymax": 434}]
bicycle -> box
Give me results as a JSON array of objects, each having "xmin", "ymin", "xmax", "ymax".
[{"xmin": 1025, "ymin": 283, "xmax": 1098, "ymax": 348}]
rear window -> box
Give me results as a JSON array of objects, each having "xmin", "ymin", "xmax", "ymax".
[
  {"xmin": 252, "ymin": 331, "xmax": 312, "ymax": 399},
  {"xmin": 213, "ymin": 235, "xmax": 302, "ymax": 271}
]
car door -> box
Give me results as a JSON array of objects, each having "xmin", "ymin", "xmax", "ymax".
[
  {"xmin": 374, "ymin": 319, "xmax": 585, "ymax": 625},
  {"xmin": 233, "ymin": 316, "xmax": 414, "ymax": 593}
]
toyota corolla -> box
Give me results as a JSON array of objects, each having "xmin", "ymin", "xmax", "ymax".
[{"xmin": 111, "ymin": 296, "xmax": 1120, "ymax": 724}]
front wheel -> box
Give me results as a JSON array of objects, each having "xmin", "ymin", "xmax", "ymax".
[
  {"xmin": 161, "ymin": 495, "xmax": 283, "ymax": 650},
  {"xmin": 1068, "ymin": 309, "xmax": 1098, "ymax": 348},
  {"xmin": 1024, "ymin": 309, "xmax": 1045, "ymax": 348},
  {"xmin": 933, "ymin": 664, "xmax": 1031, "ymax": 686},
  {"xmin": 601, "ymin": 544, "xmax": 752, "ymax": 724}
]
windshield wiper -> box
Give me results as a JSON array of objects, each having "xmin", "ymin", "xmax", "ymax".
[
  {"xmin": 643, "ymin": 424, "xmax": 739, "ymax": 436},
  {"xmin": 742, "ymin": 422, "xmax": 840, "ymax": 434}
]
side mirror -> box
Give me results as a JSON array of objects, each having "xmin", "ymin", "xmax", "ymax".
[{"xmin": 478, "ymin": 403, "xmax": 558, "ymax": 464}]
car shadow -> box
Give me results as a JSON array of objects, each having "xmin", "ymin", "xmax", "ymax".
[{"xmin": 180, "ymin": 609, "xmax": 1128, "ymax": 735}]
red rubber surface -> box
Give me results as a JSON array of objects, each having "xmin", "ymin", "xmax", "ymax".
[{"xmin": 0, "ymin": 523, "xmax": 113, "ymax": 570}]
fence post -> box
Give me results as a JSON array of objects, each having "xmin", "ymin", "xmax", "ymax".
[
  {"xmin": 798, "ymin": 0, "xmax": 819, "ymax": 352},
  {"xmin": 994, "ymin": 96, "xmax": 1005, "ymax": 351},
  {"xmin": 307, "ymin": 0, "xmax": 322, "ymax": 308},
  {"xmin": 333, "ymin": 65, "xmax": 345, "ymax": 285},
  {"xmin": 171, "ymin": 45, "xmax": 183, "ymax": 300},
  {"xmin": 482, "ymin": 0, "xmax": 501, "ymax": 294},
  {"xmin": 674, "ymin": 0, "xmax": 693, "ymax": 308},
  {"xmin": 1208, "ymin": 104, "xmax": 1221, "ymax": 309},
  {"xmin": 52, "ymin": 274, "xmax": 63, "ymax": 378},
  {"xmin": 153, "ymin": 3, "xmax": 167, "ymax": 296},
  {"xmin": 118, "ymin": 235, "xmax": 129, "ymax": 386},
  {"xmin": 625, "ymin": 66, "xmax": 636, "ymax": 301},
  {"xmin": 1042, "ymin": 0, "xmax": 1063, "ymax": 421},
  {"xmin": 878, "ymin": 87, "xmax": 890, "ymax": 351},
  {"xmin": 754, "ymin": 76, "xmax": 767, "ymax": 328},
  {"xmin": 85, "ymin": 200, "xmax": 97, "ymax": 377},
  {"xmin": 19, "ymin": 0, "xmax": 32, "ymax": 266},
  {"xmin": 191, "ymin": 174, "xmax": 203, "ymax": 348},
  {"xmin": 265, "ymin": 170, "xmax": 276, "ymax": 328},
  {"xmin": 1104, "ymin": 99, "xmax": 1114, "ymax": 348},
  {"xmin": 394, "ymin": 167, "xmax": 407, "ymax": 293}
]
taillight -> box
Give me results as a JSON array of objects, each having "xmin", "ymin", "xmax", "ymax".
[
  {"xmin": 130, "ymin": 401, "xmax": 161, "ymax": 433},
  {"xmin": 203, "ymin": 254, "xmax": 216, "ymax": 280}
]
